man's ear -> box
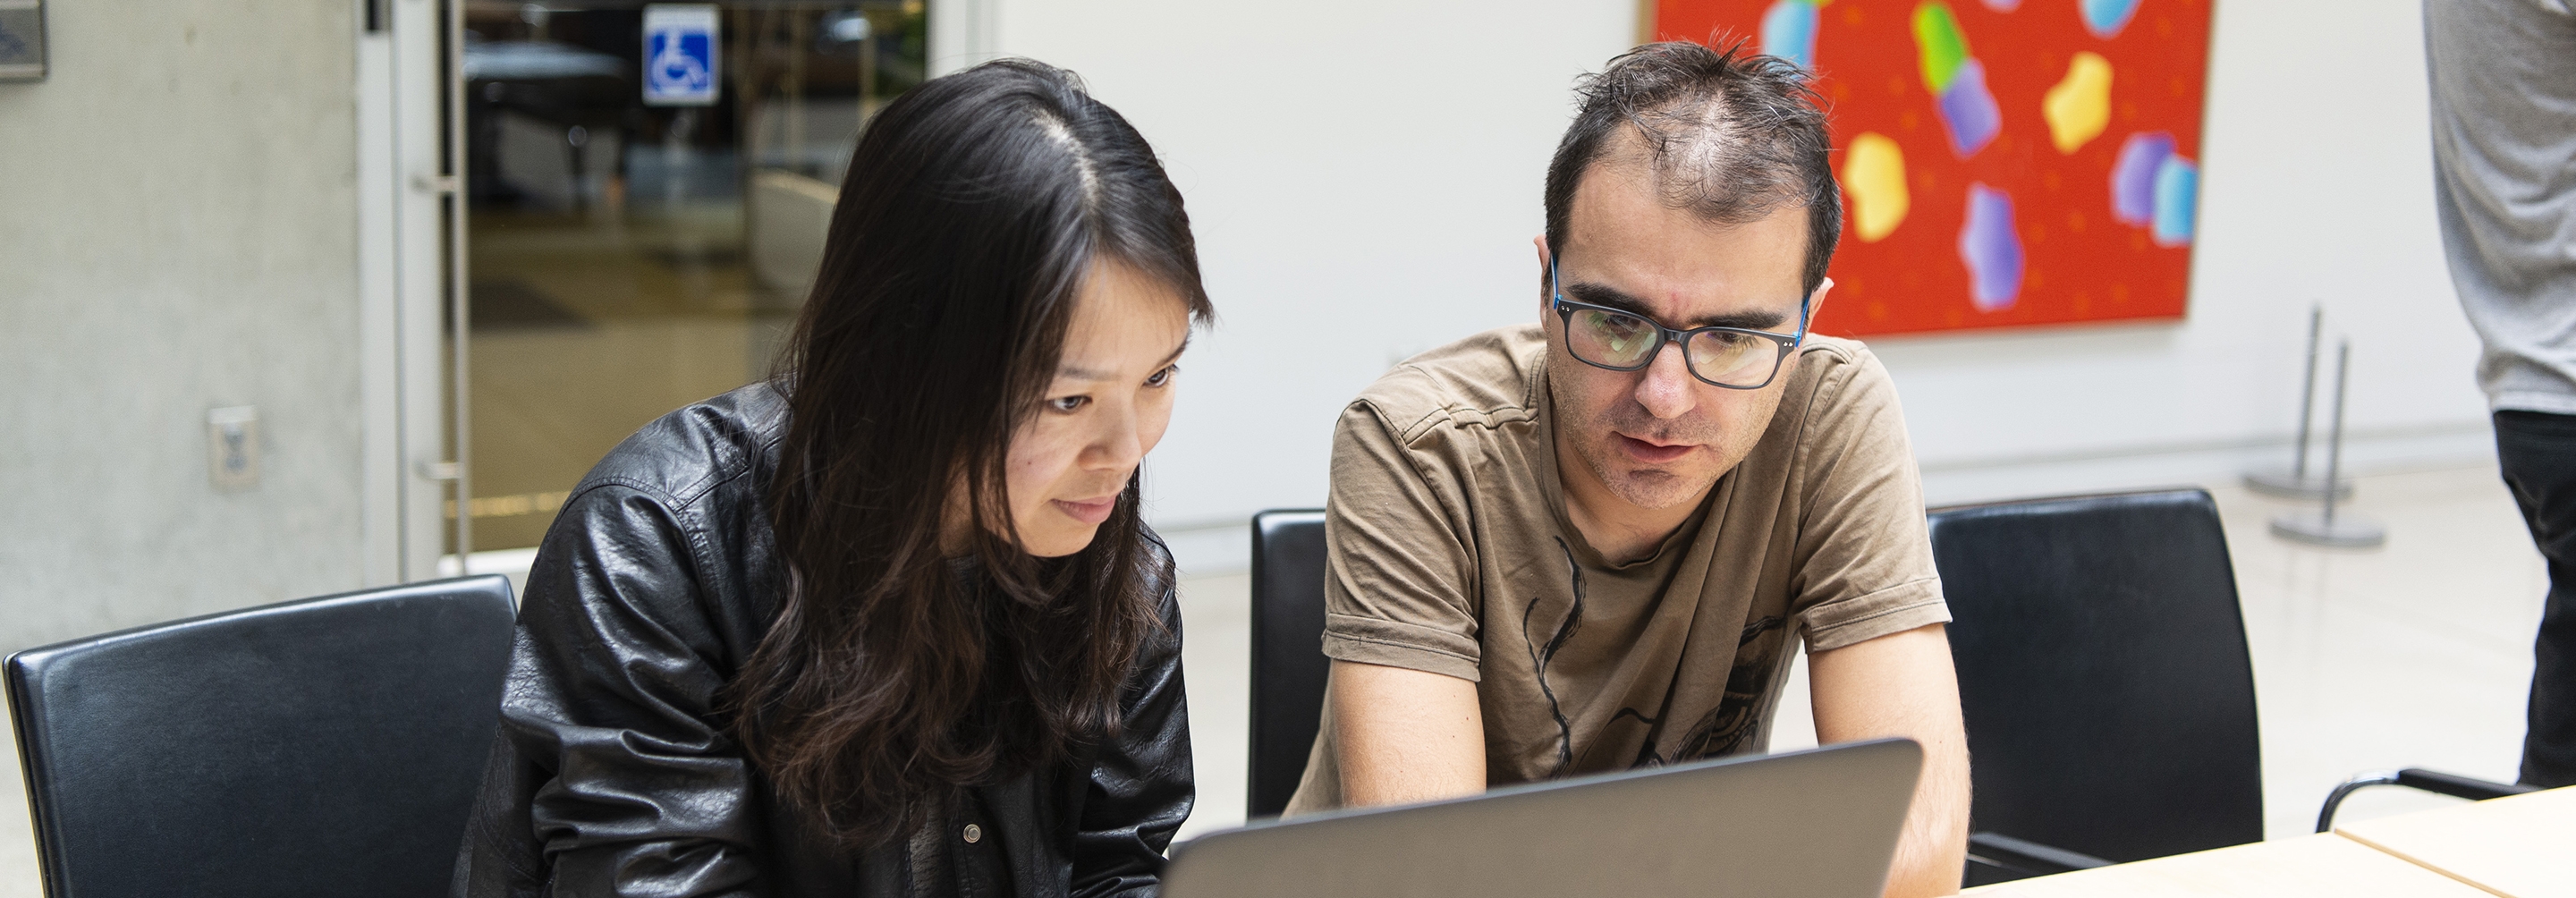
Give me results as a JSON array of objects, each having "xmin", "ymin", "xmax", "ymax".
[
  {"xmin": 1806, "ymin": 276, "xmax": 1835, "ymax": 327},
  {"xmin": 1533, "ymin": 235, "xmax": 1554, "ymax": 315}
]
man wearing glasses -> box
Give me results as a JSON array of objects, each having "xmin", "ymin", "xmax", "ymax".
[{"xmin": 1284, "ymin": 42, "xmax": 1970, "ymax": 896}]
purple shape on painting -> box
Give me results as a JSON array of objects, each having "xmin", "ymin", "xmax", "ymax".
[
  {"xmin": 2111, "ymin": 131, "xmax": 2174, "ymax": 226},
  {"xmin": 1936, "ymin": 59, "xmax": 2001, "ymax": 157},
  {"xmin": 1959, "ymin": 183, "xmax": 2024, "ymax": 310},
  {"xmin": 1980, "ymin": 0, "xmax": 2021, "ymax": 9}
]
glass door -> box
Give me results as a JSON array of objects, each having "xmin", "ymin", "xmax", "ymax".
[{"xmin": 455, "ymin": 0, "xmax": 925, "ymax": 555}]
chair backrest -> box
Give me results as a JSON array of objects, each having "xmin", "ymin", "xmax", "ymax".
[
  {"xmin": 1247, "ymin": 509, "xmax": 1329, "ymax": 819},
  {"xmin": 6, "ymin": 576, "xmax": 518, "ymax": 898},
  {"xmin": 1928, "ymin": 489, "xmax": 2262, "ymax": 866}
]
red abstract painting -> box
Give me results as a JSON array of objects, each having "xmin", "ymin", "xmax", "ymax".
[{"xmin": 1650, "ymin": 0, "xmax": 2214, "ymax": 336}]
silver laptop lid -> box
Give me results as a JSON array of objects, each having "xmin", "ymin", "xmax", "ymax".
[{"xmin": 1165, "ymin": 738, "xmax": 1922, "ymax": 898}]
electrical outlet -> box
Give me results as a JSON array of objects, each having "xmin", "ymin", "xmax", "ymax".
[{"xmin": 207, "ymin": 406, "xmax": 259, "ymax": 491}]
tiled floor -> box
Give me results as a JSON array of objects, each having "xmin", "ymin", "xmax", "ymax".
[
  {"xmin": 0, "ymin": 463, "xmax": 2547, "ymax": 890},
  {"xmin": 2212, "ymin": 465, "xmax": 2546, "ymax": 838}
]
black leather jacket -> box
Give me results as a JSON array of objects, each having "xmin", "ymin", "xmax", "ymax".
[{"xmin": 453, "ymin": 384, "xmax": 1195, "ymax": 898}]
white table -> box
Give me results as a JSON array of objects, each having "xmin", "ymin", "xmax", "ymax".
[
  {"xmin": 1965, "ymin": 784, "xmax": 2576, "ymax": 897},
  {"xmin": 1961, "ymin": 832, "xmax": 2492, "ymax": 897},
  {"xmin": 2335, "ymin": 785, "xmax": 2576, "ymax": 898}
]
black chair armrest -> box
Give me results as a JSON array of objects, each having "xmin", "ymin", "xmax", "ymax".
[
  {"xmin": 1967, "ymin": 831, "xmax": 2115, "ymax": 877},
  {"xmin": 2315, "ymin": 768, "xmax": 2537, "ymax": 833},
  {"xmin": 2392, "ymin": 767, "xmax": 2535, "ymax": 801}
]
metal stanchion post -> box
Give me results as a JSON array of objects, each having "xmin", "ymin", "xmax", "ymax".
[
  {"xmin": 2248, "ymin": 305, "xmax": 2353, "ymax": 500},
  {"xmin": 2270, "ymin": 341, "xmax": 2385, "ymax": 548}
]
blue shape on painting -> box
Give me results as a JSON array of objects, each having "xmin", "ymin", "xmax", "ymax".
[
  {"xmin": 2152, "ymin": 156, "xmax": 2199, "ymax": 245},
  {"xmin": 1762, "ymin": 1, "xmax": 1820, "ymax": 69},
  {"xmin": 2111, "ymin": 131, "xmax": 2174, "ymax": 225},
  {"xmin": 2082, "ymin": 0, "xmax": 2141, "ymax": 38},
  {"xmin": 1959, "ymin": 183, "xmax": 2025, "ymax": 310},
  {"xmin": 1936, "ymin": 59, "xmax": 2001, "ymax": 157}
]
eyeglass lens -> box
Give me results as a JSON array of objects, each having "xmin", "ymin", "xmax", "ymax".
[{"xmin": 1564, "ymin": 308, "xmax": 1781, "ymax": 387}]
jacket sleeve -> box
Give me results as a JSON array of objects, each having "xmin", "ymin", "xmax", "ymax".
[
  {"xmin": 494, "ymin": 483, "xmax": 767, "ymax": 897},
  {"xmin": 1068, "ymin": 552, "xmax": 1197, "ymax": 898}
]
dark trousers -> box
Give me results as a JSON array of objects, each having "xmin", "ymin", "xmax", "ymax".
[{"xmin": 2498, "ymin": 411, "xmax": 2576, "ymax": 787}]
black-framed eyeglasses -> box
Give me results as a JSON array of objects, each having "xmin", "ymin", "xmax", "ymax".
[{"xmin": 1549, "ymin": 259, "xmax": 1811, "ymax": 390}]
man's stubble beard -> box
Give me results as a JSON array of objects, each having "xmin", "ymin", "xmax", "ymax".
[{"xmin": 1550, "ymin": 373, "xmax": 1738, "ymax": 512}]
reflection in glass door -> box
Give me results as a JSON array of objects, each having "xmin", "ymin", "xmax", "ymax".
[{"xmin": 457, "ymin": 0, "xmax": 924, "ymax": 553}]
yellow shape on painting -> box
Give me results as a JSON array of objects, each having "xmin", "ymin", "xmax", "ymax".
[
  {"xmin": 2043, "ymin": 51, "xmax": 2114, "ymax": 154},
  {"xmin": 1842, "ymin": 132, "xmax": 1909, "ymax": 242}
]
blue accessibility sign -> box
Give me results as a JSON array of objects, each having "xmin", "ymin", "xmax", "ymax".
[{"xmin": 642, "ymin": 4, "xmax": 719, "ymax": 106}]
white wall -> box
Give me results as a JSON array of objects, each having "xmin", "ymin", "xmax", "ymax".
[
  {"xmin": 977, "ymin": 0, "xmax": 2490, "ymax": 572},
  {"xmin": 0, "ymin": 1, "xmax": 367, "ymax": 650}
]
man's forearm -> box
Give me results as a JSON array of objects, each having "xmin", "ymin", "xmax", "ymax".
[
  {"xmin": 1882, "ymin": 731, "xmax": 1970, "ymax": 897},
  {"xmin": 1809, "ymin": 624, "xmax": 1972, "ymax": 897}
]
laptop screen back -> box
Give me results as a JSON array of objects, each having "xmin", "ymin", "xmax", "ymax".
[{"xmin": 1165, "ymin": 738, "xmax": 1922, "ymax": 898}]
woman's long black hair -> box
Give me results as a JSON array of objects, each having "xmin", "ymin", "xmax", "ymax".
[{"xmin": 728, "ymin": 59, "xmax": 1212, "ymax": 852}]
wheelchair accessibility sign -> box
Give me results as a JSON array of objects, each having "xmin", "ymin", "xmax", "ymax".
[{"xmin": 642, "ymin": 4, "xmax": 719, "ymax": 106}]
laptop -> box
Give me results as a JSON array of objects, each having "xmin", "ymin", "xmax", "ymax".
[{"xmin": 1164, "ymin": 738, "xmax": 1922, "ymax": 898}]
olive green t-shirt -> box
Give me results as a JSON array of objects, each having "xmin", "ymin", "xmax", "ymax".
[{"xmin": 1284, "ymin": 324, "xmax": 1948, "ymax": 812}]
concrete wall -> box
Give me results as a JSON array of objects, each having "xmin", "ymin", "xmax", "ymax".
[
  {"xmin": 967, "ymin": 0, "xmax": 2490, "ymax": 572},
  {"xmin": 0, "ymin": 1, "xmax": 364, "ymax": 651}
]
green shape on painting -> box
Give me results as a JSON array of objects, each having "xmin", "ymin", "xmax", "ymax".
[{"xmin": 1913, "ymin": 2, "xmax": 1970, "ymax": 94}]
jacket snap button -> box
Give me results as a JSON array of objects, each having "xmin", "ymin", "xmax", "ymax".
[{"xmin": 962, "ymin": 823, "xmax": 983, "ymax": 843}]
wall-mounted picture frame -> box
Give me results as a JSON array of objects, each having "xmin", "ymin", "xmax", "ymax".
[{"xmin": 1648, "ymin": 0, "xmax": 2216, "ymax": 337}]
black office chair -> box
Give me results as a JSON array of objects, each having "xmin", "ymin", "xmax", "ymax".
[
  {"xmin": 5, "ymin": 575, "xmax": 518, "ymax": 898},
  {"xmin": 1247, "ymin": 509, "xmax": 1330, "ymax": 819},
  {"xmin": 1929, "ymin": 489, "xmax": 2264, "ymax": 885}
]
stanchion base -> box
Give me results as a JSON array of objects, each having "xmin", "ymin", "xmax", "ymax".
[
  {"xmin": 2244, "ymin": 468, "xmax": 2354, "ymax": 501},
  {"xmin": 2269, "ymin": 511, "xmax": 2385, "ymax": 549}
]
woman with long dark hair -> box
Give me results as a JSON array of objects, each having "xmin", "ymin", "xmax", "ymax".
[{"xmin": 456, "ymin": 59, "xmax": 1210, "ymax": 897}]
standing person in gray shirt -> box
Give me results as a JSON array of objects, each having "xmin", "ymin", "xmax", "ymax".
[{"xmin": 2427, "ymin": 0, "xmax": 2576, "ymax": 788}]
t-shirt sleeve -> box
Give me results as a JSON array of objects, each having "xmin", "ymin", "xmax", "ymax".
[
  {"xmin": 1789, "ymin": 350, "xmax": 1952, "ymax": 652},
  {"xmin": 1318, "ymin": 401, "xmax": 1486, "ymax": 682}
]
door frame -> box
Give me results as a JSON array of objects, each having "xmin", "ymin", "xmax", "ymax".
[{"xmin": 357, "ymin": 0, "xmax": 466, "ymax": 585}]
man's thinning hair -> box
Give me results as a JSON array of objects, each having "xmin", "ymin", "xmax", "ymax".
[{"xmin": 1544, "ymin": 39, "xmax": 1842, "ymax": 296}]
